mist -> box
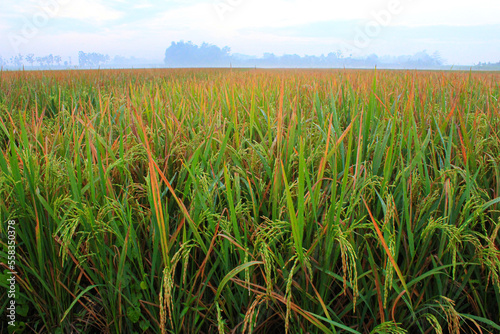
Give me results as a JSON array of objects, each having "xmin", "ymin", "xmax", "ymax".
[{"xmin": 1, "ymin": 0, "xmax": 499, "ymax": 68}]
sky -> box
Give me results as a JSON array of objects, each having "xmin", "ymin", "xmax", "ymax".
[{"xmin": 0, "ymin": 0, "xmax": 499, "ymax": 65}]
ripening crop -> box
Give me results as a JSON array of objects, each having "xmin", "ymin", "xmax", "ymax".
[{"xmin": 0, "ymin": 68, "xmax": 499, "ymax": 333}]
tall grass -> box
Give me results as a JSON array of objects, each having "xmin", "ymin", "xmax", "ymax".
[{"xmin": 1, "ymin": 68, "xmax": 500, "ymax": 333}]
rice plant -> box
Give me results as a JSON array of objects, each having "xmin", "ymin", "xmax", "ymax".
[{"xmin": 1, "ymin": 68, "xmax": 499, "ymax": 333}]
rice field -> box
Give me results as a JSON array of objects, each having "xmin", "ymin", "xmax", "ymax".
[{"xmin": 1, "ymin": 68, "xmax": 500, "ymax": 333}]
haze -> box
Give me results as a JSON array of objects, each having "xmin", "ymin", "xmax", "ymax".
[{"xmin": 1, "ymin": 0, "xmax": 499, "ymax": 66}]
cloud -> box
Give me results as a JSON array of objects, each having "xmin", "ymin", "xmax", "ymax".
[
  {"xmin": 145, "ymin": 3, "xmax": 216, "ymax": 30},
  {"xmin": 133, "ymin": 3, "xmax": 154, "ymax": 9},
  {"xmin": 0, "ymin": 22, "xmax": 9, "ymax": 31},
  {"xmin": 55, "ymin": 0, "xmax": 124, "ymax": 23},
  {"xmin": 1, "ymin": 0, "xmax": 125, "ymax": 23},
  {"xmin": 208, "ymin": 0, "xmax": 500, "ymax": 30},
  {"xmin": 211, "ymin": 0, "xmax": 364, "ymax": 30}
]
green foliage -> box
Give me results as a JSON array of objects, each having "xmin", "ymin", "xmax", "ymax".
[{"xmin": 1, "ymin": 68, "xmax": 500, "ymax": 333}]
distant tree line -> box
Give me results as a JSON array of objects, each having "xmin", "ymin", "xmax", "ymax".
[
  {"xmin": 0, "ymin": 52, "xmax": 157, "ymax": 69},
  {"xmin": 0, "ymin": 51, "xmax": 111, "ymax": 69},
  {"xmin": 0, "ymin": 53, "xmax": 70, "ymax": 68},
  {"xmin": 164, "ymin": 41, "xmax": 231, "ymax": 67},
  {"xmin": 164, "ymin": 41, "xmax": 447, "ymax": 69},
  {"xmin": 78, "ymin": 51, "xmax": 110, "ymax": 68},
  {"xmin": 474, "ymin": 61, "xmax": 500, "ymax": 70},
  {"xmin": 2, "ymin": 44, "xmax": 497, "ymax": 70}
]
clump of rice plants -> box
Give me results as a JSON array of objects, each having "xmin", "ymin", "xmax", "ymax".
[{"xmin": 1, "ymin": 68, "xmax": 499, "ymax": 333}]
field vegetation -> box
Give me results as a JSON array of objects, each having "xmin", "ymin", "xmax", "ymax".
[{"xmin": 1, "ymin": 68, "xmax": 500, "ymax": 333}]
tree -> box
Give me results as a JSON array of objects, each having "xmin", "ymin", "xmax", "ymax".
[
  {"xmin": 432, "ymin": 51, "xmax": 444, "ymax": 66},
  {"xmin": 26, "ymin": 54, "xmax": 35, "ymax": 67},
  {"xmin": 54, "ymin": 55, "xmax": 62, "ymax": 66},
  {"xmin": 164, "ymin": 41, "xmax": 231, "ymax": 67},
  {"xmin": 79, "ymin": 51, "xmax": 109, "ymax": 67},
  {"xmin": 46, "ymin": 54, "xmax": 54, "ymax": 67},
  {"xmin": 11, "ymin": 54, "xmax": 23, "ymax": 67}
]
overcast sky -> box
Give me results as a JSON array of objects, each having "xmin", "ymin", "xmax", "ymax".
[{"xmin": 1, "ymin": 0, "xmax": 499, "ymax": 65}]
